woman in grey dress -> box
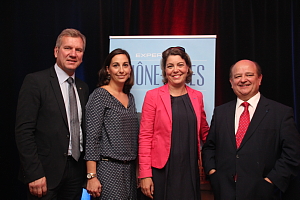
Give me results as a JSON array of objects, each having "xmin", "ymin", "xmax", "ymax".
[{"xmin": 85, "ymin": 48, "xmax": 139, "ymax": 199}]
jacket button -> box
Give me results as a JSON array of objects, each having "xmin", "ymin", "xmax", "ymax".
[
  {"xmin": 236, "ymin": 154, "xmax": 239, "ymax": 158},
  {"xmin": 66, "ymin": 134, "xmax": 70, "ymax": 138}
]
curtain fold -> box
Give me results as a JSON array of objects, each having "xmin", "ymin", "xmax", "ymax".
[
  {"xmin": 218, "ymin": 0, "xmax": 295, "ymax": 108},
  {"xmin": 138, "ymin": 0, "xmax": 217, "ymax": 35}
]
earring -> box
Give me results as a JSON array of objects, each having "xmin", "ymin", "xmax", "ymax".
[{"xmin": 107, "ymin": 74, "xmax": 111, "ymax": 80}]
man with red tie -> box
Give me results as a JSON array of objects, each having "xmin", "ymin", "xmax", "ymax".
[{"xmin": 202, "ymin": 59, "xmax": 300, "ymax": 200}]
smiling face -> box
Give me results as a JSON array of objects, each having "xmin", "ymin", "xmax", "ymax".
[
  {"xmin": 106, "ymin": 54, "xmax": 131, "ymax": 85},
  {"xmin": 230, "ymin": 60, "xmax": 262, "ymax": 101},
  {"xmin": 165, "ymin": 55, "xmax": 189, "ymax": 87},
  {"xmin": 54, "ymin": 36, "xmax": 84, "ymax": 76}
]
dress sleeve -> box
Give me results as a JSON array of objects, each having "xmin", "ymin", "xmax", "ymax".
[
  {"xmin": 84, "ymin": 90, "xmax": 105, "ymax": 161},
  {"xmin": 199, "ymin": 96, "xmax": 209, "ymax": 143}
]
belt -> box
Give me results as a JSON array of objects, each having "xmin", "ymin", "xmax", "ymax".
[{"xmin": 100, "ymin": 156, "xmax": 134, "ymax": 164}]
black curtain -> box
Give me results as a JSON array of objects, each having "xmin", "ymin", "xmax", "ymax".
[
  {"xmin": 2, "ymin": 0, "xmax": 300, "ymax": 199},
  {"xmin": 292, "ymin": 1, "xmax": 300, "ymax": 128},
  {"xmin": 1, "ymin": 1, "xmax": 140, "ymax": 199},
  {"xmin": 217, "ymin": 1, "xmax": 300, "ymax": 130},
  {"xmin": 218, "ymin": 1, "xmax": 295, "ymax": 105}
]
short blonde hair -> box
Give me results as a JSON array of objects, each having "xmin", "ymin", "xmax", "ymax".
[{"xmin": 55, "ymin": 28, "xmax": 86, "ymax": 51}]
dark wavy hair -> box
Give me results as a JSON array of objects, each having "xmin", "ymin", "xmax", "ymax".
[
  {"xmin": 97, "ymin": 48, "xmax": 134, "ymax": 94},
  {"xmin": 161, "ymin": 47, "xmax": 193, "ymax": 84}
]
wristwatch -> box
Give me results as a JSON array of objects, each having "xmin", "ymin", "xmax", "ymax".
[{"xmin": 87, "ymin": 173, "xmax": 97, "ymax": 179}]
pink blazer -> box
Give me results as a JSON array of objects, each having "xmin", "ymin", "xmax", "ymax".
[{"xmin": 138, "ymin": 84, "xmax": 209, "ymax": 178}]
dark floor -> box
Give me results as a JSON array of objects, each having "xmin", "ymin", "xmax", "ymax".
[
  {"xmin": 201, "ymin": 183, "xmax": 214, "ymax": 200},
  {"xmin": 201, "ymin": 189, "xmax": 214, "ymax": 200}
]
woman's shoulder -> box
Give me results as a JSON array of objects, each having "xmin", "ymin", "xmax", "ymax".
[
  {"xmin": 146, "ymin": 85, "xmax": 166, "ymax": 95},
  {"xmin": 89, "ymin": 87, "xmax": 110, "ymax": 99},
  {"xmin": 128, "ymin": 92, "xmax": 135, "ymax": 99},
  {"xmin": 92, "ymin": 87, "xmax": 108, "ymax": 94}
]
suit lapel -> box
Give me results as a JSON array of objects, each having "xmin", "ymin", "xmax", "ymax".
[
  {"xmin": 186, "ymin": 87, "xmax": 201, "ymax": 134},
  {"xmin": 75, "ymin": 77, "xmax": 85, "ymax": 112},
  {"xmin": 238, "ymin": 96, "xmax": 269, "ymax": 149},
  {"xmin": 226, "ymin": 100, "xmax": 237, "ymax": 149},
  {"xmin": 187, "ymin": 87, "xmax": 199, "ymax": 119},
  {"xmin": 75, "ymin": 77, "xmax": 87, "ymax": 148},
  {"xmin": 49, "ymin": 67, "xmax": 68, "ymax": 127},
  {"xmin": 159, "ymin": 84, "xmax": 172, "ymax": 123}
]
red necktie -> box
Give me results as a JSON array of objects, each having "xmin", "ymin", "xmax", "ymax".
[{"xmin": 236, "ymin": 102, "xmax": 250, "ymax": 148}]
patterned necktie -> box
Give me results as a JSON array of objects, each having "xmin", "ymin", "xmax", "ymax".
[
  {"xmin": 236, "ymin": 102, "xmax": 250, "ymax": 148},
  {"xmin": 67, "ymin": 77, "xmax": 80, "ymax": 161}
]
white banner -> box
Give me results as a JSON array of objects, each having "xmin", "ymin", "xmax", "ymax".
[{"xmin": 110, "ymin": 35, "xmax": 216, "ymax": 123}]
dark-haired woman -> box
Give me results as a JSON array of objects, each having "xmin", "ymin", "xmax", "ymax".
[
  {"xmin": 85, "ymin": 48, "xmax": 139, "ymax": 199},
  {"xmin": 139, "ymin": 47, "xmax": 209, "ymax": 199}
]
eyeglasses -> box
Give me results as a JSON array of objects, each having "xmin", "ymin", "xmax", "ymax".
[{"xmin": 168, "ymin": 46, "xmax": 185, "ymax": 52}]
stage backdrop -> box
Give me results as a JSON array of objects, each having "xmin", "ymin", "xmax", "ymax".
[{"xmin": 110, "ymin": 35, "xmax": 216, "ymax": 124}]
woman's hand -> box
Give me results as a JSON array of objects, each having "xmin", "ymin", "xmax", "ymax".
[
  {"xmin": 140, "ymin": 177, "xmax": 154, "ymax": 199},
  {"xmin": 86, "ymin": 178, "xmax": 102, "ymax": 198}
]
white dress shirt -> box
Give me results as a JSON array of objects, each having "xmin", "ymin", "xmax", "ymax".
[
  {"xmin": 234, "ymin": 92, "xmax": 261, "ymax": 134},
  {"xmin": 54, "ymin": 64, "xmax": 83, "ymax": 154}
]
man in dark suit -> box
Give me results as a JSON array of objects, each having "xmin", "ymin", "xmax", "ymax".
[
  {"xmin": 15, "ymin": 28, "xmax": 89, "ymax": 199},
  {"xmin": 202, "ymin": 59, "xmax": 300, "ymax": 200}
]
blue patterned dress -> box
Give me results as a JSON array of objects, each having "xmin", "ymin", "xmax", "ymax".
[{"xmin": 85, "ymin": 88, "xmax": 139, "ymax": 199}]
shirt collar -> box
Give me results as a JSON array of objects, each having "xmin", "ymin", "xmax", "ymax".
[
  {"xmin": 237, "ymin": 92, "xmax": 261, "ymax": 108},
  {"xmin": 54, "ymin": 64, "xmax": 75, "ymax": 84}
]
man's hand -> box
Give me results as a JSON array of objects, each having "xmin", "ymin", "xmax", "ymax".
[
  {"xmin": 264, "ymin": 177, "xmax": 273, "ymax": 184},
  {"xmin": 28, "ymin": 177, "xmax": 47, "ymax": 197},
  {"xmin": 140, "ymin": 177, "xmax": 154, "ymax": 199},
  {"xmin": 209, "ymin": 169, "xmax": 216, "ymax": 175}
]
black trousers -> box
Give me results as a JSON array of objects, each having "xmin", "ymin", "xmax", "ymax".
[{"xmin": 27, "ymin": 156, "xmax": 85, "ymax": 200}]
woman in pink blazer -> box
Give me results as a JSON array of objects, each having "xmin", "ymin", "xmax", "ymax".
[{"xmin": 139, "ymin": 47, "xmax": 209, "ymax": 200}]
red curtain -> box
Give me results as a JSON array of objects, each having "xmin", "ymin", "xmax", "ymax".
[
  {"xmin": 136, "ymin": 0, "xmax": 222, "ymax": 105},
  {"xmin": 138, "ymin": 0, "xmax": 218, "ymax": 35}
]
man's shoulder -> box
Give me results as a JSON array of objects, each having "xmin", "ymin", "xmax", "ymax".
[
  {"xmin": 75, "ymin": 76, "xmax": 88, "ymax": 86},
  {"xmin": 215, "ymin": 99, "xmax": 236, "ymax": 110},
  {"xmin": 25, "ymin": 67, "xmax": 52, "ymax": 80},
  {"xmin": 260, "ymin": 95, "xmax": 292, "ymax": 111}
]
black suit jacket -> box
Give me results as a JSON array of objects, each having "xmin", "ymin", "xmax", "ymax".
[
  {"xmin": 202, "ymin": 95, "xmax": 300, "ymax": 200},
  {"xmin": 15, "ymin": 66, "xmax": 89, "ymax": 189}
]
